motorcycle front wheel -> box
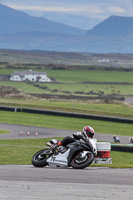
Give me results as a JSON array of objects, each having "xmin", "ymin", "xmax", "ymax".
[
  {"xmin": 31, "ymin": 149, "xmax": 52, "ymax": 167},
  {"xmin": 71, "ymin": 152, "xmax": 94, "ymax": 169}
]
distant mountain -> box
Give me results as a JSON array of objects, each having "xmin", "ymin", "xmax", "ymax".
[
  {"xmin": 87, "ymin": 16, "xmax": 133, "ymax": 36},
  {"xmin": 0, "ymin": 4, "xmax": 85, "ymax": 35},
  {"xmin": 1, "ymin": 3, "xmax": 133, "ymax": 53}
]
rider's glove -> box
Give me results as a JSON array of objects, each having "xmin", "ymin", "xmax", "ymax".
[{"xmin": 50, "ymin": 143, "xmax": 58, "ymax": 150}]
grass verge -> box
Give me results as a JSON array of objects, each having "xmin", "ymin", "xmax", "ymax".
[
  {"xmin": 0, "ymin": 110, "xmax": 133, "ymax": 136},
  {"xmin": 0, "ymin": 138, "xmax": 132, "ymax": 167},
  {"xmin": 1, "ymin": 98, "xmax": 133, "ymax": 119},
  {"xmin": 0, "ymin": 129, "xmax": 10, "ymax": 134}
]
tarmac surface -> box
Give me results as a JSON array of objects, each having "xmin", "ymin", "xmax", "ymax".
[
  {"xmin": 0, "ymin": 123, "xmax": 131, "ymax": 144},
  {"xmin": 0, "ymin": 123, "xmax": 133, "ymax": 200},
  {"xmin": 0, "ymin": 165, "xmax": 133, "ymax": 200}
]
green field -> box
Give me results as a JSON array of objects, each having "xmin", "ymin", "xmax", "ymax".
[
  {"xmin": 0, "ymin": 81, "xmax": 46, "ymax": 93},
  {"xmin": 1, "ymin": 68, "xmax": 133, "ymax": 83},
  {"xmin": 0, "ymin": 68, "xmax": 133, "ymax": 97},
  {"xmin": 38, "ymin": 82, "xmax": 133, "ymax": 95},
  {"xmin": 1, "ymin": 81, "xmax": 133, "ymax": 95},
  {"xmin": 44, "ymin": 70, "xmax": 133, "ymax": 83}
]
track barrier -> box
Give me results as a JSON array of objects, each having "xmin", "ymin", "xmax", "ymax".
[
  {"xmin": 94, "ymin": 142, "xmax": 112, "ymax": 164},
  {"xmin": 111, "ymin": 144, "xmax": 133, "ymax": 153},
  {"xmin": 1, "ymin": 105, "xmax": 133, "ymax": 124}
]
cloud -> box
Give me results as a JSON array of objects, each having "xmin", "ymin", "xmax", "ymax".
[
  {"xmin": 107, "ymin": 6, "xmax": 126, "ymax": 14},
  {"xmin": 6, "ymin": 1, "xmax": 127, "ymax": 21},
  {"xmin": 8, "ymin": 4, "xmax": 101, "ymax": 14},
  {"xmin": 2, "ymin": 0, "xmax": 133, "ymax": 29},
  {"xmin": 9, "ymin": 5, "xmax": 79, "ymax": 12}
]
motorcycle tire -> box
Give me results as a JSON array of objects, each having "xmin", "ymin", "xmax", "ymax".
[
  {"xmin": 31, "ymin": 149, "xmax": 52, "ymax": 167},
  {"xmin": 71, "ymin": 152, "xmax": 94, "ymax": 169}
]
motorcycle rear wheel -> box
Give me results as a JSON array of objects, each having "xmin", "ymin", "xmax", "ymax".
[
  {"xmin": 71, "ymin": 152, "xmax": 94, "ymax": 169},
  {"xmin": 31, "ymin": 149, "xmax": 52, "ymax": 167}
]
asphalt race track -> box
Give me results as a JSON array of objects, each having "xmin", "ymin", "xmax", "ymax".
[
  {"xmin": 0, "ymin": 123, "xmax": 131, "ymax": 144},
  {"xmin": 0, "ymin": 123, "xmax": 133, "ymax": 199},
  {"xmin": 0, "ymin": 165, "xmax": 133, "ymax": 200}
]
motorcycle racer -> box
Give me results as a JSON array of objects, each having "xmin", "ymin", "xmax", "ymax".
[
  {"xmin": 32, "ymin": 126, "xmax": 96, "ymax": 168},
  {"xmin": 50, "ymin": 126, "xmax": 97, "ymax": 156}
]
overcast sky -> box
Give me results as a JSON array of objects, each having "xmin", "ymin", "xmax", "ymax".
[{"xmin": 1, "ymin": 0, "xmax": 133, "ymax": 30}]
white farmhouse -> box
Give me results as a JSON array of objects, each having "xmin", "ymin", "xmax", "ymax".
[
  {"xmin": 98, "ymin": 58, "xmax": 109, "ymax": 63},
  {"xmin": 10, "ymin": 70, "xmax": 51, "ymax": 82}
]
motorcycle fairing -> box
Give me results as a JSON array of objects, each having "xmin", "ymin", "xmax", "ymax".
[
  {"xmin": 46, "ymin": 149, "xmax": 70, "ymax": 167},
  {"xmin": 66, "ymin": 141, "xmax": 93, "ymax": 166},
  {"xmin": 45, "ymin": 141, "xmax": 93, "ymax": 168}
]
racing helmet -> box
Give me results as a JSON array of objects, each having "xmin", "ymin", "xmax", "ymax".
[{"xmin": 82, "ymin": 126, "xmax": 94, "ymax": 139}]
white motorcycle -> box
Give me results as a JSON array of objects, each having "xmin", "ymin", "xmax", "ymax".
[{"xmin": 31, "ymin": 139, "xmax": 95, "ymax": 169}]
